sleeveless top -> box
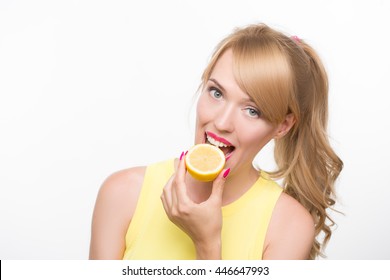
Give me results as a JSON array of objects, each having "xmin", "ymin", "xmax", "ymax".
[{"xmin": 122, "ymin": 159, "xmax": 282, "ymax": 260}]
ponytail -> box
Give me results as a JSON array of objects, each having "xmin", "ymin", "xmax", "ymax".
[{"xmin": 271, "ymin": 39, "xmax": 343, "ymax": 259}]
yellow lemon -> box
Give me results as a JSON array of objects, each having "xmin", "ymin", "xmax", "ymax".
[{"xmin": 185, "ymin": 144, "xmax": 226, "ymax": 182}]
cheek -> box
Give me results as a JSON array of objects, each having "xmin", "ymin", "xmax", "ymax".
[
  {"xmin": 196, "ymin": 94, "xmax": 213, "ymax": 124},
  {"xmin": 194, "ymin": 94, "xmax": 213, "ymax": 142},
  {"xmin": 239, "ymin": 122, "xmax": 277, "ymax": 151}
]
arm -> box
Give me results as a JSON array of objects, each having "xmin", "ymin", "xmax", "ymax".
[
  {"xmin": 89, "ymin": 167, "xmax": 145, "ymax": 259},
  {"xmin": 262, "ymin": 193, "xmax": 315, "ymax": 260}
]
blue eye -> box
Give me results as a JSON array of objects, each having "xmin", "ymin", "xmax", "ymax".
[
  {"xmin": 245, "ymin": 108, "xmax": 260, "ymax": 118},
  {"xmin": 210, "ymin": 88, "xmax": 222, "ymax": 99}
]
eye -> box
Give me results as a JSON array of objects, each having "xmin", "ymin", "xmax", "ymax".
[
  {"xmin": 245, "ymin": 107, "xmax": 260, "ymax": 118},
  {"xmin": 209, "ymin": 87, "xmax": 223, "ymax": 99}
]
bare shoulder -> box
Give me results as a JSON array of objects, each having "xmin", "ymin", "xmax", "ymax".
[
  {"xmin": 263, "ymin": 192, "xmax": 315, "ymax": 260},
  {"xmin": 97, "ymin": 166, "xmax": 146, "ymax": 218},
  {"xmin": 89, "ymin": 166, "xmax": 146, "ymax": 259},
  {"xmin": 100, "ymin": 166, "xmax": 146, "ymax": 196}
]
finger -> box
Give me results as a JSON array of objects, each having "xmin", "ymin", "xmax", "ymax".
[
  {"xmin": 173, "ymin": 151, "xmax": 190, "ymax": 203},
  {"xmin": 162, "ymin": 175, "xmax": 174, "ymax": 209},
  {"xmin": 175, "ymin": 151, "xmax": 187, "ymax": 183},
  {"xmin": 210, "ymin": 168, "xmax": 230, "ymax": 200},
  {"xmin": 160, "ymin": 192, "xmax": 170, "ymax": 217}
]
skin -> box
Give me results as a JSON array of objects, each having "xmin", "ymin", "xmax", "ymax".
[{"xmin": 89, "ymin": 49, "xmax": 315, "ymax": 260}]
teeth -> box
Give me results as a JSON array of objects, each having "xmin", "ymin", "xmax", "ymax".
[{"xmin": 206, "ymin": 135, "xmax": 229, "ymax": 148}]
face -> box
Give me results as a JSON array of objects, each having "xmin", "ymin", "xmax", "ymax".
[{"xmin": 195, "ymin": 49, "xmax": 282, "ymax": 175}]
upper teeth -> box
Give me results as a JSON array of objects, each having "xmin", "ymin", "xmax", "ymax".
[{"xmin": 207, "ymin": 135, "xmax": 229, "ymax": 148}]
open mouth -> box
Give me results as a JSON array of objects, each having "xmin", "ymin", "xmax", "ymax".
[{"xmin": 205, "ymin": 132, "xmax": 235, "ymax": 159}]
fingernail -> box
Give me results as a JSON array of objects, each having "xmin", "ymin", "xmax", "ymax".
[
  {"xmin": 179, "ymin": 151, "xmax": 184, "ymax": 160},
  {"xmin": 185, "ymin": 150, "xmax": 188, "ymax": 155},
  {"xmin": 223, "ymin": 168, "xmax": 230, "ymax": 179}
]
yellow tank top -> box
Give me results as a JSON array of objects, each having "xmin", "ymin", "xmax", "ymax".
[{"xmin": 123, "ymin": 159, "xmax": 282, "ymax": 260}]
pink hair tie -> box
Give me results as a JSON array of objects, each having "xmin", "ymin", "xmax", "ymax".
[{"xmin": 291, "ymin": 35, "xmax": 301, "ymax": 43}]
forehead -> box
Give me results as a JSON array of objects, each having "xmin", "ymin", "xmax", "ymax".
[
  {"xmin": 210, "ymin": 50, "xmax": 251, "ymax": 101},
  {"xmin": 211, "ymin": 49, "xmax": 234, "ymax": 79}
]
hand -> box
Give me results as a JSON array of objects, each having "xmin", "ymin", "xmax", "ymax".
[{"xmin": 160, "ymin": 153, "xmax": 229, "ymax": 259}]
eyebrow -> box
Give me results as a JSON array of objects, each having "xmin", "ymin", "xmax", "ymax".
[{"xmin": 209, "ymin": 78, "xmax": 226, "ymax": 93}]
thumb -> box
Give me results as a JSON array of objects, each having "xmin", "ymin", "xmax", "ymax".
[{"xmin": 211, "ymin": 168, "xmax": 230, "ymax": 200}]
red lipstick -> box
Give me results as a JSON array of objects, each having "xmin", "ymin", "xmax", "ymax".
[{"xmin": 206, "ymin": 131, "xmax": 233, "ymax": 146}]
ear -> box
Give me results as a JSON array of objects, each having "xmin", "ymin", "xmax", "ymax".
[{"xmin": 274, "ymin": 113, "xmax": 296, "ymax": 139}]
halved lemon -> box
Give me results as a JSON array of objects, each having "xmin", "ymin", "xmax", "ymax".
[{"xmin": 185, "ymin": 144, "xmax": 226, "ymax": 182}]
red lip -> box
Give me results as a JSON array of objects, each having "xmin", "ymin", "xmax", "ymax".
[{"xmin": 206, "ymin": 131, "xmax": 233, "ymax": 146}]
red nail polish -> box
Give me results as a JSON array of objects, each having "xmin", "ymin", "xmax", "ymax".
[
  {"xmin": 223, "ymin": 168, "xmax": 230, "ymax": 178},
  {"xmin": 179, "ymin": 151, "xmax": 184, "ymax": 160}
]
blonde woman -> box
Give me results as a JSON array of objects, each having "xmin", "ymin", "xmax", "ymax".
[{"xmin": 89, "ymin": 23, "xmax": 343, "ymax": 260}]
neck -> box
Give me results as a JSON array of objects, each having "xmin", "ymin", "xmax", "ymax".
[{"xmin": 222, "ymin": 163, "xmax": 260, "ymax": 205}]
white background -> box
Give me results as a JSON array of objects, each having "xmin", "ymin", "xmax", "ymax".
[{"xmin": 0, "ymin": 0, "xmax": 389, "ymax": 259}]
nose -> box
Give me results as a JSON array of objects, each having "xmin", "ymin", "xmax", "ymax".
[{"xmin": 214, "ymin": 104, "xmax": 235, "ymax": 133}]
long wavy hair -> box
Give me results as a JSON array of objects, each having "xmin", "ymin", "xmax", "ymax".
[{"xmin": 201, "ymin": 23, "xmax": 343, "ymax": 259}]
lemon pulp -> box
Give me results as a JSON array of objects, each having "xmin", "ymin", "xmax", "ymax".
[{"xmin": 185, "ymin": 144, "xmax": 225, "ymax": 182}]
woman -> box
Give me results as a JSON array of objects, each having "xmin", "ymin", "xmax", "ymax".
[{"xmin": 89, "ymin": 23, "xmax": 343, "ymax": 260}]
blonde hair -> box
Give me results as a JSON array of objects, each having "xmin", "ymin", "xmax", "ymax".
[{"xmin": 201, "ymin": 23, "xmax": 343, "ymax": 259}]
